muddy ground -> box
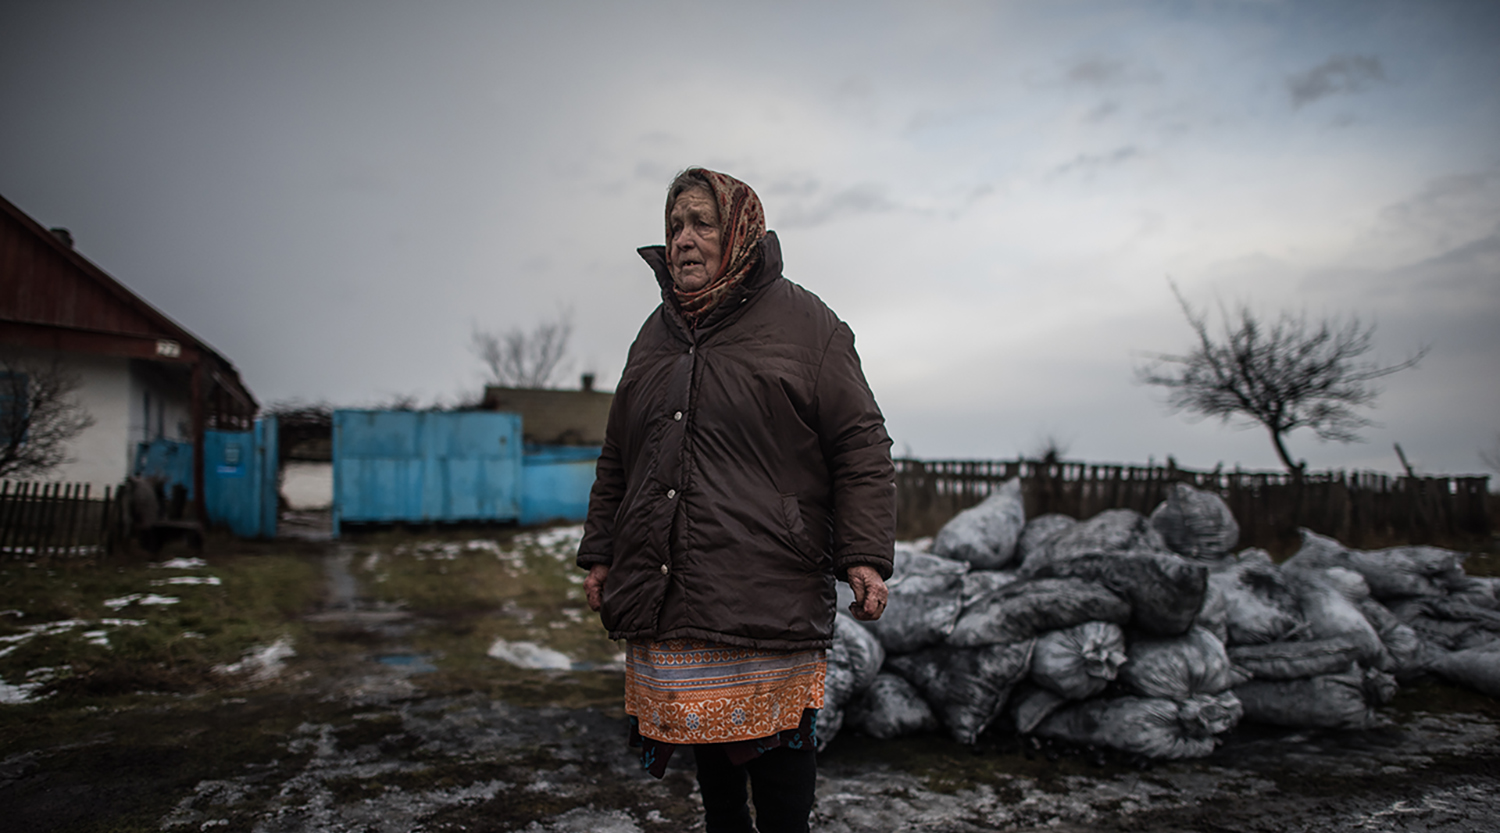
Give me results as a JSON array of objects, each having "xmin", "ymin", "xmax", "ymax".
[{"xmin": 3, "ymin": 532, "xmax": 1499, "ymax": 833}]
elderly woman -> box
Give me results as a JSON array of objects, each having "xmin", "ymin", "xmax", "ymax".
[{"xmin": 578, "ymin": 168, "xmax": 894, "ymax": 832}]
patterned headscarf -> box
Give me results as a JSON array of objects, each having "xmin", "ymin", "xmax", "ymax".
[{"xmin": 667, "ymin": 168, "xmax": 766, "ymax": 326}]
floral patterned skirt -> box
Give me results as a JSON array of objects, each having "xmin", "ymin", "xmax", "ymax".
[{"xmin": 623, "ymin": 638, "xmax": 825, "ymax": 777}]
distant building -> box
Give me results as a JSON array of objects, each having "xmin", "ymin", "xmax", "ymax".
[
  {"xmin": 0, "ymin": 192, "xmax": 256, "ymax": 501},
  {"xmin": 481, "ymin": 374, "xmax": 612, "ymax": 446}
]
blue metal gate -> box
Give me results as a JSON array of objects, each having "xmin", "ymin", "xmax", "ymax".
[
  {"xmin": 204, "ymin": 417, "xmax": 279, "ymax": 538},
  {"xmin": 332, "ymin": 410, "xmax": 522, "ymax": 535},
  {"xmin": 521, "ymin": 445, "xmax": 602, "ymax": 525}
]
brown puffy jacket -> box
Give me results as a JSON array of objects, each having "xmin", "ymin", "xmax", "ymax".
[{"xmin": 577, "ymin": 231, "xmax": 895, "ymax": 650}]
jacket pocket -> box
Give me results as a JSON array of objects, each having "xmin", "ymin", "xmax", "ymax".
[{"xmin": 779, "ymin": 493, "xmax": 820, "ymax": 567}]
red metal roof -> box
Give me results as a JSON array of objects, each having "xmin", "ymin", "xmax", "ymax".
[{"xmin": 0, "ymin": 191, "xmax": 257, "ymax": 419}]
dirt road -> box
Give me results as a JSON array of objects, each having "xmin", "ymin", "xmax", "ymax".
[{"xmin": 4, "ymin": 543, "xmax": 1499, "ymax": 832}]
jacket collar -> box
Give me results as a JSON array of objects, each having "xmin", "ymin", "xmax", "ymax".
[{"xmin": 638, "ymin": 230, "xmax": 783, "ymax": 339}]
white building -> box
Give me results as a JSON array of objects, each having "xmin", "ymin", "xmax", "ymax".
[{"xmin": 1, "ymin": 193, "xmax": 256, "ymax": 502}]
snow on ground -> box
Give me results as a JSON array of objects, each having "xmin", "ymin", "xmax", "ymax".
[
  {"xmin": 520, "ymin": 526, "xmax": 586, "ymax": 559},
  {"xmin": 151, "ymin": 576, "xmax": 222, "ymax": 586},
  {"xmin": 0, "ymin": 618, "xmax": 146, "ymax": 659},
  {"xmin": 152, "ymin": 557, "xmax": 208, "ymax": 569},
  {"xmin": 486, "ymin": 639, "xmax": 574, "ymax": 671},
  {"xmin": 103, "ymin": 593, "xmax": 180, "ymax": 610},
  {"xmin": 281, "ymin": 461, "xmax": 333, "ymax": 511},
  {"xmin": 214, "ymin": 637, "xmax": 296, "ymax": 683}
]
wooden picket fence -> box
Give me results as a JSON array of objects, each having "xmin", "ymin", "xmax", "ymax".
[
  {"xmin": 894, "ymin": 459, "xmax": 1493, "ymax": 555},
  {"xmin": 0, "ymin": 480, "xmax": 125, "ymax": 558}
]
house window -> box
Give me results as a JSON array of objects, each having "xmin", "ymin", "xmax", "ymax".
[{"xmin": 1, "ymin": 371, "xmax": 29, "ymax": 443}]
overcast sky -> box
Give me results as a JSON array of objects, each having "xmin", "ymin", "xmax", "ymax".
[{"xmin": 2, "ymin": 0, "xmax": 1497, "ymax": 475}]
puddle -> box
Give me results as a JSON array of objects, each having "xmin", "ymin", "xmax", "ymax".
[{"xmin": 375, "ymin": 653, "xmax": 437, "ymax": 674}]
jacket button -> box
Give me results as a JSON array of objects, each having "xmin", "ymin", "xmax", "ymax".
[
  {"xmin": 660, "ymin": 563, "xmax": 669, "ymax": 575},
  {"xmin": 674, "ymin": 411, "xmax": 683, "ymax": 421},
  {"xmin": 667, "ymin": 489, "xmax": 677, "ymax": 499}
]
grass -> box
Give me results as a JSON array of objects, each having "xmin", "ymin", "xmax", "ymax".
[
  {"xmin": 338, "ymin": 524, "xmax": 627, "ymax": 709},
  {"xmin": 0, "ymin": 535, "xmax": 322, "ymax": 706}
]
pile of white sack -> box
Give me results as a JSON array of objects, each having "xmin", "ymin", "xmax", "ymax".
[{"xmin": 820, "ymin": 480, "xmax": 1500, "ymax": 760}]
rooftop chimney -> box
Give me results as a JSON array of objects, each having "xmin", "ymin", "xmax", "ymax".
[
  {"xmin": 49, "ymin": 227, "xmax": 74, "ymax": 248},
  {"xmin": 581, "ymin": 373, "xmax": 595, "ymax": 392}
]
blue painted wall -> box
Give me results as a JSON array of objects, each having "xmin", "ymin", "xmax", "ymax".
[
  {"xmin": 134, "ymin": 438, "xmax": 195, "ymax": 498},
  {"xmin": 333, "ymin": 410, "xmax": 523, "ymax": 534},
  {"xmin": 204, "ymin": 417, "xmax": 279, "ymax": 538},
  {"xmin": 521, "ymin": 445, "xmax": 602, "ymax": 525}
]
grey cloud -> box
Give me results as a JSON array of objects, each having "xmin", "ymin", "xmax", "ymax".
[
  {"xmin": 1086, "ymin": 101, "xmax": 1119, "ymax": 123},
  {"xmin": 1376, "ymin": 170, "xmax": 1500, "ymax": 253},
  {"xmin": 1287, "ymin": 55, "xmax": 1387, "ymax": 108},
  {"xmin": 1034, "ymin": 56, "xmax": 1157, "ymax": 90},
  {"xmin": 764, "ymin": 176, "xmax": 822, "ymax": 198},
  {"xmin": 1067, "ymin": 57, "xmax": 1130, "ymax": 87},
  {"xmin": 1051, "ymin": 146, "xmax": 1141, "ymax": 178},
  {"xmin": 776, "ymin": 182, "xmax": 896, "ymax": 228}
]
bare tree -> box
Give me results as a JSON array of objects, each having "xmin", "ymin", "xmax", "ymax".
[
  {"xmin": 470, "ymin": 309, "xmax": 574, "ymax": 389},
  {"xmin": 1135, "ymin": 284, "xmax": 1428, "ymax": 474},
  {"xmin": 1, "ymin": 353, "xmax": 96, "ymax": 479},
  {"xmin": 1481, "ymin": 432, "xmax": 1500, "ymax": 475},
  {"xmin": 1026, "ymin": 434, "xmax": 1073, "ymax": 464}
]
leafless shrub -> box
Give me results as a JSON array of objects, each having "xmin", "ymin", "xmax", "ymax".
[
  {"xmin": 1480, "ymin": 433, "xmax": 1500, "ymax": 476},
  {"xmin": 470, "ymin": 309, "xmax": 574, "ymax": 389},
  {"xmin": 1, "ymin": 353, "xmax": 96, "ymax": 478}
]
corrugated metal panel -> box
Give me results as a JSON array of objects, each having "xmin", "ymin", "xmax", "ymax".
[
  {"xmin": 203, "ymin": 417, "xmax": 278, "ymax": 538},
  {"xmin": 521, "ymin": 445, "xmax": 601, "ymax": 525},
  {"xmin": 332, "ymin": 410, "xmax": 522, "ymax": 532}
]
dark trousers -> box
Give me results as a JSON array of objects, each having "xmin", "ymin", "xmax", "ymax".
[{"xmin": 694, "ymin": 744, "xmax": 817, "ymax": 833}]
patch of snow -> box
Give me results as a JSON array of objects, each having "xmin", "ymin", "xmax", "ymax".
[
  {"xmin": 464, "ymin": 539, "xmax": 504, "ymax": 554},
  {"xmin": 0, "ymin": 618, "xmax": 147, "ymax": 658},
  {"xmin": 153, "ymin": 557, "xmax": 208, "ymax": 569},
  {"xmin": 181, "ymin": 631, "xmax": 206, "ymax": 639},
  {"xmin": 281, "ymin": 461, "xmax": 333, "ymax": 510},
  {"xmin": 0, "ymin": 666, "xmax": 64, "ymax": 705},
  {"xmin": 520, "ymin": 807, "xmax": 642, "ymax": 833},
  {"xmin": 214, "ymin": 636, "xmax": 296, "ymax": 683},
  {"xmin": 83, "ymin": 630, "xmax": 110, "ymax": 647},
  {"xmin": 104, "ymin": 593, "xmax": 180, "ymax": 609},
  {"xmin": 519, "ymin": 525, "xmax": 586, "ymax": 559},
  {"xmin": 151, "ymin": 576, "xmax": 222, "ymax": 586},
  {"xmin": 486, "ymin": 639, "xmax": 573, "ymax": 670},
  {"xmin": 104, "ymin": 594, "xmax": 142, "ymax": 610},
  {"xmin": 0, "ymin": 609, "xmax": 23, "ymax": 618},
  {"xmin": 0, "ymin": 676, "xmax": 45, "ymax": 704}
]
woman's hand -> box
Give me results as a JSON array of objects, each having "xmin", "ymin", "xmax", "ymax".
[
  {"xmin": 584, "ymin": 564, "xmax": 609, "ymax": 612},
  {"xmin": 846, "ymin": 565, "xmax": 889, "ymax": 621}
]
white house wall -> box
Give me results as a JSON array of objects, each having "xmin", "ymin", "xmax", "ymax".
[{"xmin": 4, "ymin": 346, "xmax": 133, "ymax": 493}]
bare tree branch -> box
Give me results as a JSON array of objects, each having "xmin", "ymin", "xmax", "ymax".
[
  {"xmin": 1, "ymin": 353, "xmax": 96, "ymax": 479},
  {"xmin": 470, "ymin": 308, "xmax": 575, "ymax": 389},
  {"xmin": 1135, "ymin": 282, "xmax": 1429, "ymax": 473},
  {"xmin": 1480, "ymin": 432, "xmax": 1500, "ymax": 476}
]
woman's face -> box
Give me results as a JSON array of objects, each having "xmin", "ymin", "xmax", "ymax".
[{"xmin": 668, "ymin": 188, "xmax": 722, "ymax": 292}]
